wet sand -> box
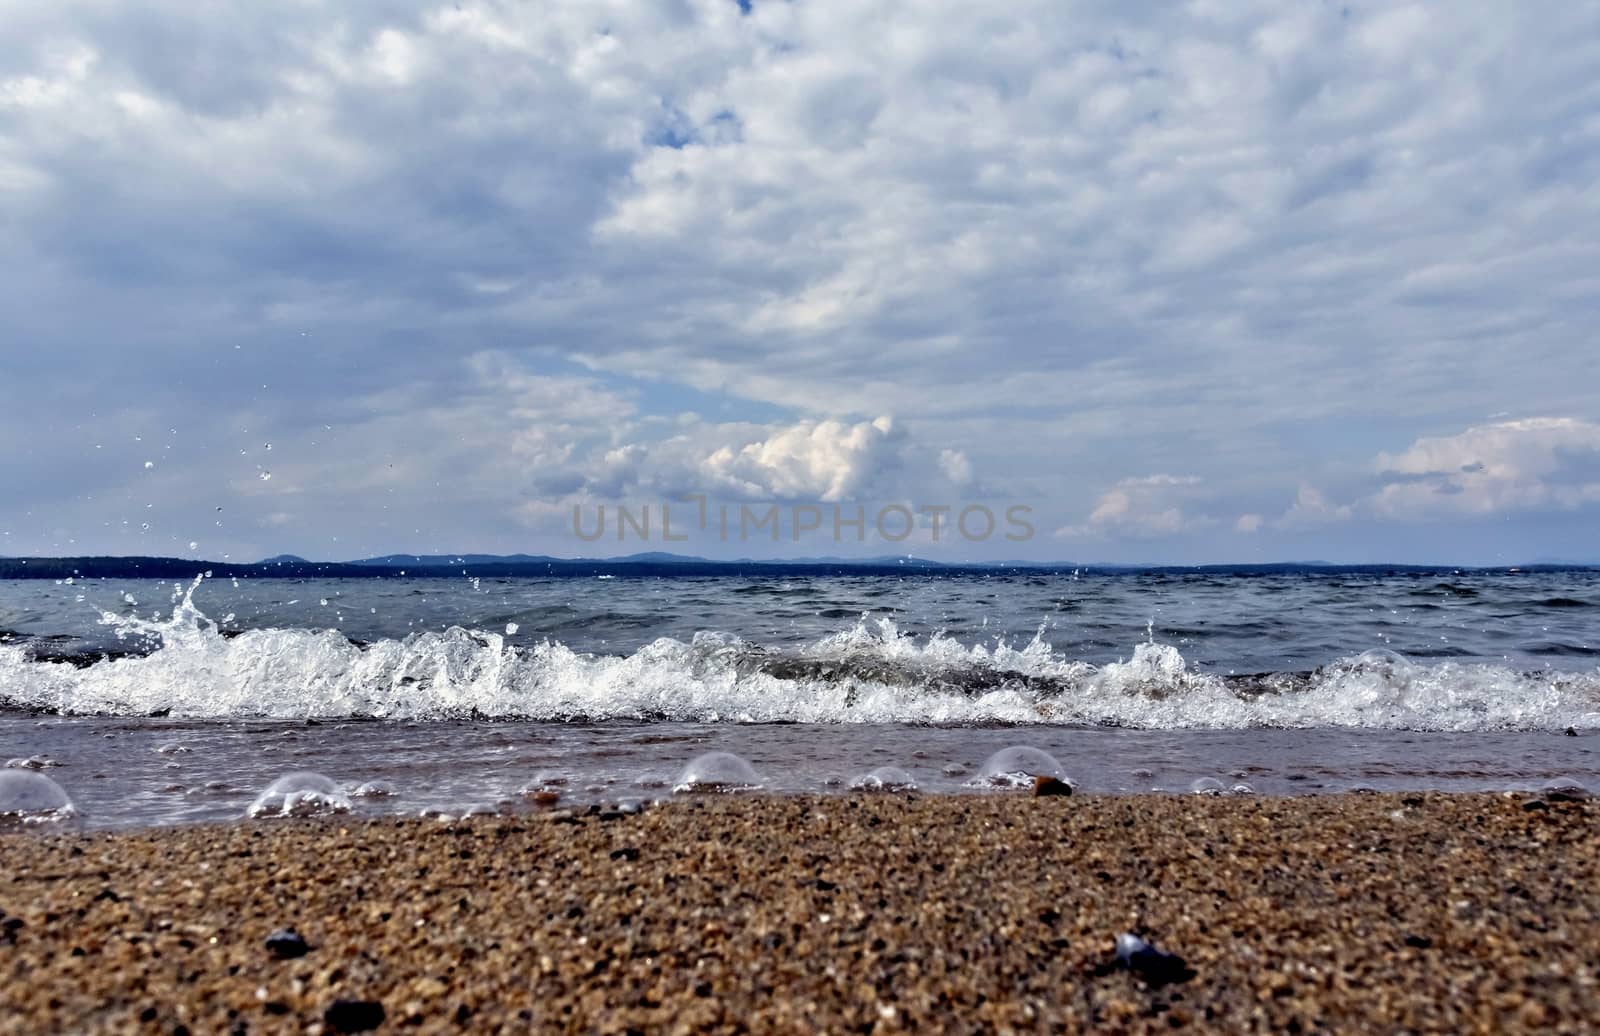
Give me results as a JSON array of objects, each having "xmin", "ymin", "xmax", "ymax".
[{"xmin": 2, "ymin": 793, "xmax": 1597, "ymax": 1033}]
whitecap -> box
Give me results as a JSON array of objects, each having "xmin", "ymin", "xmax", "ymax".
[{"xmin": 3, "ymin": 583, "xmax": 1599, "ymax": 732}]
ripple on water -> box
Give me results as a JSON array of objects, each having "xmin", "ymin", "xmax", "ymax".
[
  {"xmin": 247, "ymin": 772, "xmax": 352, "ymax": 818},
  {"xmin": 674, "ymin": 751, "xmax": 761, "ymax": 794}
]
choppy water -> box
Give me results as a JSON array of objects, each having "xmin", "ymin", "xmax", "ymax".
[{"xmin": 2, "ymin": 569, "xmax": 1598, "ymax": 828}]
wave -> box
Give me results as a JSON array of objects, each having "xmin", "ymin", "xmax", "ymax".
[{"xmin": 0, "ymin": 578, "xmax": 1596, "ymax": 730}]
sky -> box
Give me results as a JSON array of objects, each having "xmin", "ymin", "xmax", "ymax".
[{"xmin": 2, "ymin": 0, "xmax": 1599, "ymax": 565}]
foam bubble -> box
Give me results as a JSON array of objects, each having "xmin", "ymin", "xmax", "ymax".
[
  {"xmin": 352, "ymin": 780, "xmax": 397, "ymax": 799},
  {"xmin": 4, "ymin": 756, "xmax": 58, "ymax": 770},
  {"xmin": 0, "ymin": 770, "xmax": 75, "ymax": 823},
  {"xmin": 850, "ymin": 766, "xmax": 917, "ymax": 792},
  {"xmin": 674, "ymin": 751, "xmax": 761, "ymax": 794},
  {"xmin": 1189, "ymin": 777, "xmax": 1226, "ymax": 796},
  {"xmin": 1540, "ymin": 777, "xmax": 1590, "ymax": 801},
  {"xmin": 247, "ymin": 772, "xmax": 352, "ymax": 818},
  {"xmin": 973, "ymin": 746, "xmax": 1066, "ymax": 788}
]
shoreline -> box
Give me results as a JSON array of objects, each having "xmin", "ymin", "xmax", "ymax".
[{"xmin": 3, "ymin": 793, "xmax": 1597, "ymax": 1032}]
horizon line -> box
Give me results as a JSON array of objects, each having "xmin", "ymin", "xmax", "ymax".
[{"xmin": 2, "ymin": 551, "xmax": 1596, "ymax": 572}]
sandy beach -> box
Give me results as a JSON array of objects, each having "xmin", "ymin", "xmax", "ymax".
[{"xmin": 2, "ymin": 793, "xmax": 1597, "ymax": 1033}]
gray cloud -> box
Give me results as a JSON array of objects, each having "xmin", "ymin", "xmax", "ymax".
[{"xmin": 3, "ymin": 1, "xmax": 1599, "ymax": 562}]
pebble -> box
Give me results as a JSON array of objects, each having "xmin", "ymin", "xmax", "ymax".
[
  {"xmin": 265, "ymin": 928, "xmax": 311, "ymax": 960},
  {"xmin": 1033, "ymin": 776, "xmax": 1073, "ymax": 797},
  {"xmin": 1114, "ymin": 932, "xmax": 1193, "ymax": 987},
  {"xmin": 323, "ymin": 998, "xmax": 386, "ymax": 1032}
]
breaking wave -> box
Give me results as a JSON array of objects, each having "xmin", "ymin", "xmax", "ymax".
[{"xmin": 0, "ymin": 578, "xmax": 1596, "ymax": 731}]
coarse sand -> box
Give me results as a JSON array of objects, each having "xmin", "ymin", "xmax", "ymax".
[{"xmin": 2, "ymin": 793, "xmax": 1597, "ymax": 1033}]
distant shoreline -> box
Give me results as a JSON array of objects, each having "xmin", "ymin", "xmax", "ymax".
[{"xmin": 1, "ymin": 554, "xmax": 1593, "ymax": 580}]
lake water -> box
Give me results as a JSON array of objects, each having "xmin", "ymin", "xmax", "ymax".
[{"xmin": 2, "ymin": 568, "xmax": 1597, "ymax": 827}]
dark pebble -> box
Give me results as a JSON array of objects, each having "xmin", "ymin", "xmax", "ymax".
[
  {"xmin": 1403, "ymin": 934, "xmax": 1432, "ymax": 949},
  {"xmin": 1116, "ymin": 934, "xmax": 1194, "ymax": 987},
  {"xmin": 1033, "ymin": 776, "xmax": 1073, "ymax": 797},
  {"xmin": 1522, "ymin": 799, "xmax": 1550, "ymax": 812},
  {"xmin": 264, "ymin": 928, "xmax": 311, "ymax": 960},
  {"xmin": 324, "ymin": 999, "xmax": 386, "ymax": 1033}
]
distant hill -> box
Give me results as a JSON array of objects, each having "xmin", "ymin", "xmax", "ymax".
[
  {"xmin": 352, "ymin": 551, "xmax": 937, "ymax": 567},
  {"xmin": 350, "ymin": 553, "xmax": 564, "ymax": 567},
  {"xmin": 1, "ymin": 554, "xmax": 1593, "ymax": 581}
]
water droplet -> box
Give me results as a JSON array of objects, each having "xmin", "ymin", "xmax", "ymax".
[
  {"xmin": 1229, "ymin": 783, "xmax": 1256, "ymax": 795},
  {"xmin": 674, "ymin": 752, "xmax": 761, "ymax": 794},
  {"xmin": 143, "ymin": 461, "xmax": 154, "ymax": 469},
  {"xmin": 188, "ymin": 541, "xmax": 199, "ymax": 551},
  {"xmin": 247, "ymin": 772, "xmax": 351, "ymax": 818},
  {"xmin": 1189, "ymin": 777, "xmax": 1226, "ymax": 796},
  {"xmin": 259, "ymin": 471, "xmax": 272, "ymax": 481},
  {"xmin": 505, "ymin": 622, "xmax": 520, "ymax": 635},
  {"xmin": 0, "ymin": 770, "xmax": 75, "ymax": 824},
  {"xmin": 319, "ymin": 598, "xmax": 329, "ymax": 607}
]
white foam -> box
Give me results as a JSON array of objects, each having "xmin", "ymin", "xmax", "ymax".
[
  {"xmin": 1, "ymin": 582, "xmax": 1598, "ymax": 731},
  {"xmin": 850, "ymin": 766, "xmax": 917, "ymax": 792}
]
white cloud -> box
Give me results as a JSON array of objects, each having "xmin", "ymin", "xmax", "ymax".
[
  {"xmin": 1276, "ymin": 486, "xmax": 1354, "ymax": 529},
  {"xmin": 938, "ymin": 448, "xmax": 974, "ymax": 487},
  {"xmin": 1235, "ymin": 513, "xmax": 1263, "ymax": 534},
  {"xmin": 699, "ymin": 416, "xmax": 902, "ymax": 502},
  {"xmin": 1057, "ymin": 475, "xmax": 1205, "ymax": 539},
  {"xmin": 1369, "ymin": 417, "xmax": 1600, "ymax": 518}
]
